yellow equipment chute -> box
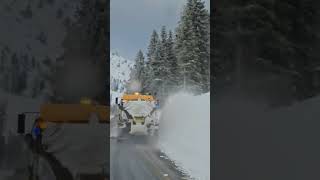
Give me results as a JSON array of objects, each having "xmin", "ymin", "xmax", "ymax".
[
  {"xmin": 39, "ymin": 104, "xmax": 109, "ymax": 124},
  {"xmin": 121, "ymin": 93, "xmax": 155, "ymax": 101}
]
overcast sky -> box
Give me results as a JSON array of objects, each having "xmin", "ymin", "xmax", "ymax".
[{"xmin": 110, "ymin": 0, "xmax": 210, "ymax": 60}]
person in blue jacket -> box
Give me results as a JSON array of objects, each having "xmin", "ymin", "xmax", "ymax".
[
  {"xmin": 32, "ymin": 118, "xmax": 43, "ymax": 152},
  {"xmin": 155, "ymin": 100, "xmax": 160, "ymax": 109}
]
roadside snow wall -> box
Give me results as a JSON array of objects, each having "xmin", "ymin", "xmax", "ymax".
[{"xmin": 158, "ymin": 92, "xmax": 210, "ymax": 180}]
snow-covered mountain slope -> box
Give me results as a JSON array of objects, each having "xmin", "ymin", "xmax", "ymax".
[
  {"xmin": 0, "ymin": 0, "xmax": 79, "ymax": 97},
  {"xmin": 110, "ymin": 51, "xmax": 133, "ymax": 105},
  {"xmin": 0, "ymin": 0, "xmax": 78, "ymax": 60}
]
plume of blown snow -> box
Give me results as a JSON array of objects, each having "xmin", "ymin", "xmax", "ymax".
[
  {"xmin": 127, "ymin": 80, "xmax": 141, "ymax": 93},
  {"xmin": 158, "ymin": 92, "xmax": 210, "ymax": 180}
]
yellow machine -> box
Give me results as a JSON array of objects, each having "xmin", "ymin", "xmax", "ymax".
[
  {"xmin": 39, "ymin": 103, "xmax": 109, "ymax": 124},
  {"xmin": 120, "ymin": 92, "xmax": 155, "ymax": 102},
  {"xmin": 115, "ymin": 92, "xmax": 160, "ymax": 136},
  {"xmin": 27, "ymin": 98, "xmax": 108, "ymax": 127}
]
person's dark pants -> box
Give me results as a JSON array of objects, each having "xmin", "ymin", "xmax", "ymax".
[{"xmin": 35, "ymin": 134, "xmax": 42, "ymax": 153}]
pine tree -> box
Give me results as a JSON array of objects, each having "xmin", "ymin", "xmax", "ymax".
[
  {"xmin": 166, "ymin": 30, "xmax": 179, "ymax": 92},
  {"xmin": 159, "ymin": 26, "xmax": 170, "ymax": 95},
  {"xmin": 150, "ymin": 38, "xmax": 164, "ymax": 97},
  {"xmin": 175, "ymin": 0, "xmax": 210, "ymax": 93},
  {"xmin": 144, "ymin": 30, "xmax": 160, "ymax": 94},
  {"xmin": 130, "ymin": 50, "xmax": 145, "ymax": 82},
  {"xmin": 214, "ymin": 0, "xmax": 320, "ymax": 103},
  {"xmin": 160, "ymin": 26, "xmax": 168, "ymax": 64},
  {"xmin": 147, "ymin": 30, "xmax": 159, "ymax": 62}
]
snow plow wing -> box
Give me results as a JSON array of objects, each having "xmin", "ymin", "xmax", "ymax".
[{"xmin": 39, "ymin": 104, "xmax": 109, "ymax": 123}]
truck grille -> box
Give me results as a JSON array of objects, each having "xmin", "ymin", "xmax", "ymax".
[{"xmin": 133, "ymin": 116, "xmax": 145, "ymax": 124}]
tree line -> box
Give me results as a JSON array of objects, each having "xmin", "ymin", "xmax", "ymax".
[
  {"xmin": 213, "ymin": 0, "xmax": 320, "ymax": 105},
  {"xmin": 128, "ymin": 0, "xmax": 210, "ymax": 100}
]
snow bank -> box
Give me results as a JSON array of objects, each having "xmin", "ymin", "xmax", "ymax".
[
  {"xmin": 158, "ymin": 92, "xmax": 210, "ymax": 180},
  {"xmin": 212, "ymin": 94, "xmax": 320, "ymax": 179}
]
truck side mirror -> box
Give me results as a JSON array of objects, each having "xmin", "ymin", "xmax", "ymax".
[
  {"xmin": 17, "ymin": 113, "xmax": 25, "ymax": 134},
  {"xmin": 115, "ymin": 97, "xmax": 118, "ymax": 104}
]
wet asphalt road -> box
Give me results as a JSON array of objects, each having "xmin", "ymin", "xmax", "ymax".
[{"xmin": 110, "ymin": 134, "xmax": 186, "ymax": 180}]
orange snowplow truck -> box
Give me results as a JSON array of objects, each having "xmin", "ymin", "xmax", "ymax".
[{"xmin": 17, "ymin": 98, "xmax": 109, "ymax": 134}]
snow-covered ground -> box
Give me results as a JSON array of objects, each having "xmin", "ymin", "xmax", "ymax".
[
  {"xmin": 110, "ymin": 51, "xmax": 133, "ymax": 105},
  {"xmin": 158, "ymin": 92, "xmax": 210, "ymax": 180},
  {"xmin": 0, "ymin": 0, "xmax": 78, "ymax": 61}
]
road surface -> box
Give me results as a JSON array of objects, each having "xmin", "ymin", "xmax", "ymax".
[
  {"xmin": 1, "ymin": 119, "xmax": 189, "ymax": 180},
  {"xmin": 110, "ymin": 133, "xmax": 189, "ymax": 180}
]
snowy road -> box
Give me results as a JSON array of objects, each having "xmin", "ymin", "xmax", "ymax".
[{"xmin": 110, "ymin": 134, "xmax": 187, "ymax": 180}]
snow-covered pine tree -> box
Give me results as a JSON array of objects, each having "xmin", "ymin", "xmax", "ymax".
[
  {"xmin": 150, "ymin": 36, "xmax": 164, "ymax": 97},
  {"xmin": 147, "ymin": 30, "xmax": 159, "ymax": 62},
  {"xmin": 158, "ymin": 26, "xmax": 169, "ymax": 96},
  {"xmin": 129, "ymin": 50, "xmax": 145, "ymax": 83},
  {"xmin": 141, "ymin": 60, "xmax": 150, "ymax": 93},
  {"xmin": 175, "ymin": 0, "xmax": 210, "ymax": 93},
  {"xmin": 160, "ymin": 26, "xmax": 168, "ymax": 63},
  {"xmin": 166, "ymin": 30, "xmax": 179, "ymax": 92},
  {"xmin": 196, "ymin": 1, "xmax": 210, "ymax": 93},
  {"xmin": 142, "ymin": 30, "xmax": 159, "ymax": 92}
]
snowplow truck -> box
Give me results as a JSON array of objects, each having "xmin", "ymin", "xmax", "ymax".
[
  {"xmin": 17, "ymin": 97, "xmax": 109, "ymax": 180},
  {"xmin": 115, "ymin": 92, "xmax": 160, "ymax": 136}
]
